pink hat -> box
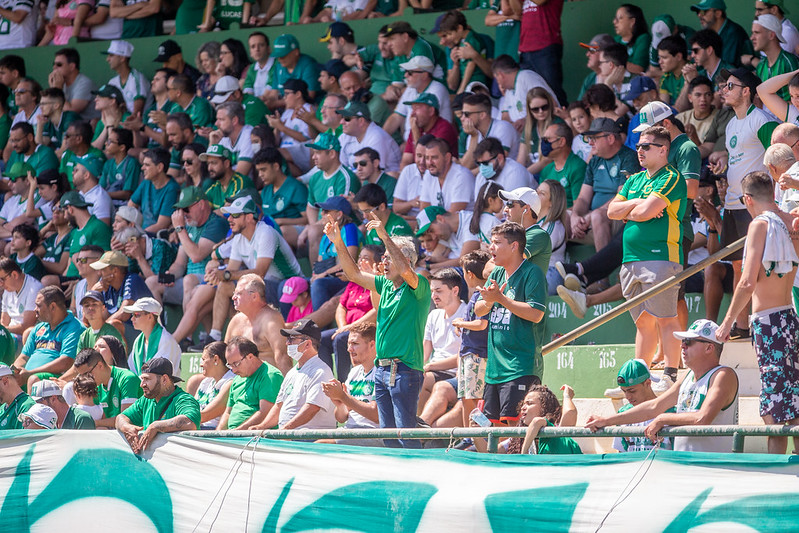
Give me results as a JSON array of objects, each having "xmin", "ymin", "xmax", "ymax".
[{"xmin": 280, "ymin": 277, "xmax": 309, "ymax": 303}]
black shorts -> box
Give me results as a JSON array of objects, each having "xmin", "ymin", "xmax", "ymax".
[
  {"xmin": 483, "ymin": 375, "xmax": 540, "ymax": 424},
  {"xmin": 720, "ymin": 209, "xmax": 752, "ymax": 261}
]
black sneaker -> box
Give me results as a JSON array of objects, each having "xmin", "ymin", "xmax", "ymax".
[
  {"xmin": 453, "ymin": 438, "xmax": 474, "ymax": 450},
  {"xmin": 729, "ymin": 326, "xmax": 751, "ymax": 341},
  {"xmin": 187, "ymin": 342, "xmax": 206, "ymax": 353}
]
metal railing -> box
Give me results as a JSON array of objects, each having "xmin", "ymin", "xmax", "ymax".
[
  {"xmin": 179, "ymin": 424, "xmax": 798, "ymax": 454},
  {"xmin": 542, "ymin": 236, "xmax": 747, "ymax": 355}
]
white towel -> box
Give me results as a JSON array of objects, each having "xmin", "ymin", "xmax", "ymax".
[{"xmin": 753, "ymin": 211, "xmax": 799, "ymax": 277}]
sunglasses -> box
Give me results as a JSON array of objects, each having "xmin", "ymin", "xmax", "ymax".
[
  {"xmin": 724, "ymin": 81, "xmax": 746, "ymax": 91},
  {"xmin": 690, "ymin": 47, "xmax": 702, "ymax": 54},
  {"xmin": 229, "ymin": 213, "xmax": 244, "ymax": 219},
  {"xmin": 53, "ymin": 62, "xmax": 64, "ymax": 67},
  {"xmin": 505, "ymin": 201, "xmax": 522, "ymax": 208},
  {"xmin": 636, "ymin": 142, "xmax": 664, "ymax": 151},
  {"xmin": 75, "ymin": 257, "xmax": 99, "ymax": 264},
  {"xmin": 181, "ymin": 159, "xmax": 195, "ymax": 165},
  {"xmin": 353, "ymin": 160, "xmax": 370, "ymax": 167},
  {"xmin": 476, "ymin": 154, "xmax": 498, "ymax": 166},
  {"xmin": 530, "ymin": 104, "xmax": 550, "ymax": 113},
  {"xmin": 342, "ymin": 116, "xmax": 354, "ymax": 122},
  {"xmin": 462, "ymin": 110, "xmax": 483, "ymax": 118}
]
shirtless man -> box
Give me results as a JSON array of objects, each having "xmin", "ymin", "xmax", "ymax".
[
  {"xmin": 717, "ymin": 171, "xmax": 799, "ymax": 454},
  {"xmin": 225, "ymin": 274, "xmax": 290, "ymax": 375}
]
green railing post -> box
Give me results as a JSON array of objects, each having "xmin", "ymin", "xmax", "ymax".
[
  {"xmin": 487, "ymin": 432, "xmax": 499, "ymax": 454},
  {"xmin": 732, "ymin": 431, "xmax": 745, "ymax": 453}
]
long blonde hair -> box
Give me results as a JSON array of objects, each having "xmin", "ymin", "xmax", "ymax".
[{"xmin": 523, "ymin": 87, "xmax": 558, "ymax": 156}]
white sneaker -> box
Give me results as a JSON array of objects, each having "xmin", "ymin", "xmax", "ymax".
[
  {"xmin": 563, "ymin": 274, "xmax": 583, "ymax": 291},
  {"xmin": 651, "ymin": 374, "xmax": 676, "ymax": 395},
  {"xmin": 604, "ymin": 386, "xmax": 625, "ymax": 399},
  {"xmin": 557, "ymin": 285, "xmax": 587, "ymax": 319}
]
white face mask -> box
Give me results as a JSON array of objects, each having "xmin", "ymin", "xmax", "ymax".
[
  {"xmin": 251, "ymin": 142, "xmax": 261, "ymax": 154},
  {"xmin": 287, "ymin": 343, "xmax": 302, "ymax": 361}
]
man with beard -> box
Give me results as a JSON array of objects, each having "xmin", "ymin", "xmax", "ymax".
[
  {"xmin": 337, "ymin": 101, "xmax": 401, "ymax": 176},
  {"xmin": 399, "ymin": 93, "xmax": 457, "ymax": 169},
  {"xmin": 419, "ymin": 138, "xmax": 475, "ymax": 212},
  {"xmin": 4, "ymin": 123, "xmax": 59, "ymax": 177},
  {"xmin": 116, "ymin": 358, "xmax": 200, "ymax": 453},
  {"xmin": 355, "ymin": 26, "xmax": 404, "ymax": 101},
  {"xmin": 72, "ymin": 155, "xmax": 112, "ymax": 225},
  {"xmin": 128, "ymin": 148, "xmax": 180, "ymax": 234},
  {"xmin": 150, "ymin": 187, "xmax": 229, "ymax": 351},
  {"xmin": 163, "ymin": 113, "xmax": 198, "ymax": 179},
  {"xmin": 208, "ymin": 101, "xmax": 255, "ymax": 176},
  {"xmin": 62, "ymin": 192, "xmax": 112, "ymax": 278},
  {"xmin": 394, "ymin": 133, "xmax": 433, "ymax": 220},
  {"xmin": 200, "ymin": 144, "xmax": 254, "ymax": 212}
]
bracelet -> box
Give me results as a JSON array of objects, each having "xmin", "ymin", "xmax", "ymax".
[{"xmin": 707, "ymin": 229, "xmax": 717, "ymax": 234}]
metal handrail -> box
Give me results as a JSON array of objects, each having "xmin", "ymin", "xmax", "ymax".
[{"xmin": 542, "ymin": 236, "xmax": 747, "ymax": 355}]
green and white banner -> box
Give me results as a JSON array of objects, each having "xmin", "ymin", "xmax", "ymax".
[{"xmin": 1, "ymin": 431, "xmax": 799, "ymax": 531}]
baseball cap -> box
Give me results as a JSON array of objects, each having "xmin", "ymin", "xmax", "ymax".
[
  {"xmin": 59, "ymin": 190, "xmax": 93, "ymax": 209},
  {"xmin": 199, "ymin": 144, "xmax": 233, "ymax": 161},
  {"xmin": 90, "ymin": 250, "xmax": 129, "ymax": 270},
  {"xmin": 92, "ymin": 84, "xmax": 125, "ymax": 104},
  {"xmin": 315, "ymin": 195, "xmax": 352, "ymax": 215},
  {"xmin": 579, "ymin": 33, "xmax": 615, "ymax": 51},
  {"xmin": 36, "ymin": 168, "xmax": 60, "ymax": 185},
  {"xmin": 651, "ymin": 15, "xmax": 676, "ymax": 51},
  {"xmin": 174, "ymin": 186, "xmax": 207, "ymax": 209},
  {"xmin": 154, "ymin": 39, "xmax": 181, "ymax": 62},
  {"xmin": 221, "ymin": 195, "xmax": 259, "ymax": 216},
  {"xmin": 320, "ymin": 21, "xmax": 353, "ymax": 42},
  {"xmin": 384, "ymin": 21, "xmax": 414, "ymax": 36},
  {"xmin": 122, "ymin": 296, "xmax": 163, "ymax": 316},
  {"xmin": 19, "ymin": 404, "xmax": 58, "ymax": 429},
  {"xmin": 4, "ymin": 161, "xmax": 34, "ymax": 180},
  {"xmin": 280, "ymin": 318, "xmax": 322, "ymax": 343},
  {"xmin": 625, "ymin": 76, "xmax": 658, "ymax": 102},
  {"xmin": 399, "ymin": 56, "xmax": 435, "ymax": 74},
  {"xmin": 690, "ymin": 0, "xmax": 726, "ymax": 12},
  {"xmin": 632, "ymin": 100, "xmax": 674, "ymax": 133},
  {"xmin": 305, "ymin": 131, "xmax": 341, "ymax": 152},
  {"xmin": 0, "ymin": 364, "xmax": 12, "ymax": 378},
  {"xmin": 211, "ymin": 76, "xmax": 240, "ymax": 104},
  {"xmin": 115, "ymin": 205, "xmax": 144, "ymax": 230},
  {"xmin": 764, "ymin": 0, "xmax": 789, "ymax": 14},
  {"xmin": 584, "ymin": 117, "xmax": 622, "ymax": 136},
  {"xmin": 271, "ymin": 34, "xmax": 299, "ymax": 58},
  {"xmin": 336, "ymin": 101, "xmax": 371, "ymax": 120},
  {"xmin": 720, "ymin": 67, "xmax": 762, "ymax": 96},
  {"xmin": 616, "ymin": 359, "xmax": 658, "ymax": 387},
  {"xmin": 102, "ymin": 40, "xmax": 134, "ymax": 58},
  {"xmin": 403, "ymin": 93, "xmax": 440, "ymax": 109},
  {"xmin": 415, "ymin": 206, "xmax": 446, "ymax": 236},
  {"xmin": 80, "ymin": 290, "xmax": 105, "ymax": 305},
  {"xmin": 141, "ymin": 358, "xmax": 182, "ymax": 383},
  {"xmin": 429, "ymin": 13, "xmax": 445, "ymax": 34},
  {"xmin": 30, "ymin": 380, "xmax": 63, "ymax": 400},
  {"xmin": 673, "ymin": 319, "xmax": 723, "ymax": 344},
  {"xmin": 321, "ymin": 59, "xmax": 348, "ymax": 80},
  {"xmin": 754, "ymin": 14, "xmax": 786, "ymax": 43},
  {"xmin": 280, "ymin": 276, "xmax": 310, "ymax": 303},
  {"xmin": 76, "ymin": 154, "xmax": 104, "ymax": 177},
  {"xmin": 498, "ymin": 187, "xmax": 541, "ymax": 217}
]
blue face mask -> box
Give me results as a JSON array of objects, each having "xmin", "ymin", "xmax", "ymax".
[
  {"xmin": 478, "ymin": 162, "xmax": 497, "ymax": 179},
  {"xmin": 540, "ymin": 139, "xmax": 554, "ymax": 157}
]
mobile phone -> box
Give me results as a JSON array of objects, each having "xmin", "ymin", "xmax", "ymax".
[
  {"xmin": 469, "ymin": 408, "xmax": 491, "ymax": 428},
  {"xmin": 159, "ymin": 272, "xmax": 175, "ymax": 284}
]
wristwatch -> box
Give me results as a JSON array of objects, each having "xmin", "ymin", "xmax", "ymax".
[
  {"xmin": 223, "ymin": 270, "xmax": 232, "ymax": 281},
  {"xmin": 174, "ymin": 225, "xmax": 185, "ymax": 233}
]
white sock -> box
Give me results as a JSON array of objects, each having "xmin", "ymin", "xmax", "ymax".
[{"xmin": 209, "ymin": 329, "xmax": 222, "ymax": 341}]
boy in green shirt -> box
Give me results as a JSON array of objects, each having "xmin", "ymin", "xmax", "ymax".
[
  {"xmin": 657, "ymin": 35, "xmax": 688, "ymax": 106},
  {"xmin": 436, "ymin": 10, "xmax": 490, "ymax": 94}
]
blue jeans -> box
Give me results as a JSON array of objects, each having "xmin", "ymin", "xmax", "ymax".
[
  {"xmin": 374, "ymin": 362, "xmax": 423, "ymax": 449},
  {"xmin": 520, "ymin": 44, "xmax": 567, "ymax": 106},
  {"xmin": 310, "ymin": 276, "xmax": 348, "ymax": 311},
  {"xmin": 318, "ymin": 329, "xmax": 351, "ymax": 380}
]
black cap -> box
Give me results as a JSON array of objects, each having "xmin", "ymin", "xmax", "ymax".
[
  {"xmin": 283, "ymin": 78, "xmax": 310, "ymax": 101},
  {"xmin": 721, "ymin": 67, "xmax": 762, "ymax": 97},
  {"xmin": 80, "ymin": 290, "xmax": 105, "ymax": 305},
  {"xmin": 321, "ymin": 59, "xmax": 348, "ymax": 80},
  {"xmin": 141, "ymin": 358, "xmax": 183, "ymax": 382},
  {"xmin": 583, "ymin": 117, "xmax": 622, "ymax": 136},
  {"xmin": 155, "ymin": 39, "xmax": 181, "ymax": 62},
  {"xmin": 280, "ymin": 318, "xmax": 322, "ymax": 343},
  {"xmin": 36, "ymin": 168, "xmax": 61, "ymax": 186}
]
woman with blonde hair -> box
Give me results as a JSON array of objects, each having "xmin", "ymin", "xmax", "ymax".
[
  {"xmin": 518, "ymin": 87, "xmax": 562, "ymax": 175},
  {"xmin": 196, "ymin": 42, "xmax": 222, "ymax": 101}
]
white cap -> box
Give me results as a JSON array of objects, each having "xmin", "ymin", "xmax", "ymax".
[
  {"xmin": 115, "ymin": 205, "xmax": 144, "ymax": 230},
  {"xmin": 498, "ymin": 187, "xmax": 541, "ymax": 217},
  {"xmin": 633, "ymin": 101, "xmax": 674, "ymax": 133},
  {"xmin": 673, "ymin": 319, "xmax": 723, "ymax": 344},
  {"xmin": 104, "ymin": 40, "xmax": 134, "ymax": 58},
  {"xmin": 19, "ymin": 404, "xmax": 58, "ymax": 429},
  {"xmin": 211, "ymin": 76, "xmax": 240, "ymax": 104},
  {"xmin": 122, "ymin": 297, "xmax": 163, "ymax": 316},
  {"xmin": 30, "ymin": 380, "xmax": 62, "ymax": 400},
  {"xmin": 399, "ymin": 56, "xmax": 435, "ymax": 74},
  {"xmin": 650, "ymin": 20, "xmax": 671, "ymax": 50},
  {"xmin": 0, "ymin": 364, "xmax": 12, "ymax": 378},
  {"xmin": 755, "ymin": 14, "xmax": 786, "ymax": 43}
]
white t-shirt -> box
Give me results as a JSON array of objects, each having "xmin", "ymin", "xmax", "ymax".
[
  {"xmin": 473, "ymin": 158, "xmax": 533, "ymax": 199},
  {"xmin": 423, "ymin": 302, "xmax": 468, "ymax": 376},
  {"xmin": 276, "ymin": 355, "xmax": 336, "ymax": 429},
  {"xmin": 90, "ymin": 0, "xmax": 123, "ymax": 40},
  {"xmin": 109, "ymin": 69, "xmax": 152, "ymax": 114},
  {"xmin": 279, "ymin": 103, "xmax": 313, "ymax": 173},
  {"xmin": 197, "ymin": 370, "xmax": 235, "ymax": 429},
  {"xmin": 420, "ymin": 163, "xmax": 475, "ymax": 211},
  {"xmin": 0, "ymin": 194, "xmax": 28, "ymax": 223},
  {"xmin": 440, "ymin": 210, "xmax": 479, "ymax": 257},
  {"xmin": 539, "ymin": 219, "xmax": 566, "ymax": 266},
  {"xmin": 220, "ymin": 124, "xmax": 255, "ymax": 165},
  {"xmin": 476, "ymin": 212, "xmax": 501, "ymax": 244},
  {"xmin": 127, "ymin": 328, "xmax": 182, "ymax": 376},
  {"xmin": 243, "ymin": 59, "xmax": 275, "ymax": 98},
  {"xmin": 501, "ymin": 69, "xmax": 557, "ymax": 123},
  {"xmin": 229, "ymin": 220, "xmax": 302, "ymax": 280},
  {"xmin": 0, "ymin": 0, "xmax": 37, "ymax": 50},
  {"xmin": 81, "ymin": 184, "xmax": 113, "ymax": 222},
  {"xmin": 725, "ymin": 105, "xmax": 774, "ymax": 210},
  {"xmin": 10, "ymin": 105, "xmax": 41, "ymax": 127},
  {"xmin": 394, "ymin": 80, "xmax": 453, "ymax": 135},
  {"xmin": 572, "ymin": 136, "xmax": 592, "ymax": 163},
  {"xmin": 395, "ymin": 164, "xmax": 424, "ymax": 217},
  {"xmin": 339, "ymin": 122, "xmax": 401, "ymax": 173},
  {"xmin": 2, "ymin": 274, "xmax": 41, "ymax": 327},
  {"xmin": 688, "ymin": 216, "xmax": 709, "ymax": 265},
  {"xmin": 343, "ymin": 364, "xmax": 377, "ymax": 429},
  {"xmin": 476, "ymin": 119, "xmax": 520, "ymax": 160},
  {"xmin": 782, "ymin": 17, "xmax": 799, "ymax": 56},
  {"xmin": 325, "ymin": 0, "xmax": 368, "ymax": 16}
]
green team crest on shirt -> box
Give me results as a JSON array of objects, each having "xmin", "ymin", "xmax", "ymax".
[
  {"xmin": 79, "ymin": 235, "xmax": 87, "ymax": 246},
  {"xmin": 284, "ymin": 382, "xmax": 294, "ymax": 397},
  {"xmin": 113, "ymin": 396, "xmax": 120, "ymax": 408},
  {"xmin": 730, "ymin": 135, "xmax": 738, "ymax": 148},
  {"xmin": 276, "ymin": 198, "xmax": 285, "ymax": 211},
  {"xmin": 609, "ymin": 164, "xmax": 619, "ymax": 178},
  {"xmin": 517, "ymin": 101, "xmax": 523, "ymax": 112}
]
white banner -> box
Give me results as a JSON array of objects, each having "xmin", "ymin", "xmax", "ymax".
[{"xmin": 1, "ymin": 431, "xmax": 799, "ymax": 532}]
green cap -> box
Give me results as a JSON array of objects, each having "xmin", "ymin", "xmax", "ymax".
[
  {"xmin": 765, "ymin": 0, "xmax": 789, "ymax": 14},
  {"xmin": 690, "ymin": 0, "xmax": 725, "ymax": 12},
  {"xmin": 305, "ymin": 132, "xmax": 341, "ymax": 152},
  {"xmin": 91, "ymin": 84, "xmax": 125, "ymax": 104},
  {"xmin": 616, "ymin": 359, "xmax": 651, "ymax": 387},
  {"xmin": 403, "ymin": 93, "xmax": 440, "ymax": 110},
  {"xmin": 199, "ymin": 144, "xmax": 232, "ymax": 161},
  {"xmin": 76, "ymin": 154, "xmax": 104, "ymax": 177},
  {"xmin": 336, "ymin": 101, "xmax": 371, "ymax": 120},
  {"xmin": 271, "ymin": 34, "xmax": 299, "ymax": 58},
  {"xmin": 415, "ymin": 206, "xmax": 446, "ymax": 236},
  {"xmin": 174, "ymin": 186, "xmax": 207, "ymax": 209},
  {"xmin": 221, "ymin": 195, "xmax": 259, "ymax": 216},
  {"xmin": 60, "ymin": 190, "xmax": 93, "ymax": 209},
  {"xmin": 4, "ymin": 161, "xmax": 34, "ymax": 180}
]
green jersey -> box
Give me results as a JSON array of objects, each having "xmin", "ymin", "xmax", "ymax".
[
  {"xmin": 77, "ymin": 322, "xmax": 125, "ymax": 353},
  {"xmin": 540, "ymin": 152, "xmax": 586, "ymax": 208},
  {"xmin": 718, "ymin": 18, "xmax": 754, "ymax": 68},
  {"xmin": 659, "ymin": 70, "xmax": 685, "ymax": 105},
  {"xmin": 174, "ymin": 0, "xmax": 204, "ymax": 34},
  {"xmin": 618, "ymin": 164, "xmax": 686, "ymax": 264},
  {"xmin": 0, "ymin": 325, "xmax": 16, "ymax": 366},
  {"xmin": 60, "ymin": 147, "xmax": 105, "ymax": 186},
  {"xmin": 93, "ymin": 111, "xmax": 131, "ymax": 142},
  {"xmin": 178, "ymin": 96, "xmax": 215, "ymax": 128},
  {"xmin": 42, "ymin": 230, "xmax": 72, "ymax": 264},
  {"xmin": 185, "ymin": 212, "xmax": 229, "ymax": 275},
  {"xmin": 359, "ymin": 44, "xmax": 403, "ymax": 94},
  {"xmin": 524, "ymin": 225, "xmax": 552, "ymax": 280},
  {"xmin": 11, "ymin": 253, "xmax": 45, "ymax": 280},
  {"xmin": 269, "ymin": 54, "xmax": 321, "ymax": 96},
  {"xmin": 483, "ymin": 261, "xmax": 546, "ymax": 384},
  {"xmin": 122, "ymin": 386, "xmax": 201, "ymax": 429},
  {"xmin": 121, "ymin": 3, "xmax": 160, "ymax": 38},
  {"xmin": 584, "ymin": 145, "xmax": 639, "ymax": 210},
  {"xmin": 533, "ymin": 420, "xmax": 583, "ymax": 454},
  {"xmin": 756, "ymin": 49, "xmax": 799, "ymax": 102},
  {"xmin": 226, "ymin": 361, "xmax": 283, "ymax": 429},
  {"xmin": 307, "ymin": 165, "xmax": 359, "ymax": 214},
  {"xmin": 66, "ymin": 216, "xmax": 112, "ymax": 276},
  {"xmin": 98, "ymin": 365, "xmax": 142, "ymax": 419},
  {"xmin": 669, "ymin": 133, "xmax": 701, "ymax": 244},
  {"xmin": 375, "ymin": 173, "xmax": 398, "ymax": 206},
  {"xmin": 445, "ymin": 31, "xmax": 489, "ymax": 87},
  {"xmin": 212, "ymin": 0, "xmax": 253, "ymax": 28},
  {"xmin": 490, "ymin": 0, "xmax": 520, "ymax": 61},
  {"xmin": 100, "ymin": 155, "xmax": 141, "ymax": 199},
  {"xmin": 373, "ymin": 273, "xmax": 431, "ymax": 371},
  {"xmin": 242, "ymin": 94, "xmax": 270, "ymax": 126},
  {"xmin": 365, "ymin": 212, "xmax": 412, "ymax": 245},
  {"xmin": 205, "ymin": 172, "xmax": 255, "ymax": 210},
  {"xmin": 144, "ymin": 100, "xmax": 176, "ymax": 148},
  {"xmin": 0, "ymin": 113, "xmax": 10, "ymax": 152},
  {"xmin": 62, "ymin": 407, "xmax": 96, "ymax": 429},
  {"xmin": 261, "ymin": 176, "xmax": 308, "ymax": 220},
  {"xmin": 0, "ymin": 392, "xmax": 35, "ymax": 430},
  {"xmin": 615, "ymin": 33, "xmax": 651, "ymax": 70},
  {"xmin": 41, "ymin": 110, "xmax": 79, "ymax": 150},
  {"xmin": 7, "ymin": 145, "xmax": 59, "ymax": 176}
]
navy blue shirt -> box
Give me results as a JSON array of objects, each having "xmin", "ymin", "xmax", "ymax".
[
  {"xmin": 460, "ymin": 290, "xmax": 488, "ymax": 359},
  {"xmin": 103, "ymin": 273, "xmax": 153, "ymax": 315}
]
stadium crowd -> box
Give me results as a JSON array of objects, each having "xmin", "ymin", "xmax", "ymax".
[{"xmin": 0, "ymin": 0, "xmax": 798, "ymax": 455}]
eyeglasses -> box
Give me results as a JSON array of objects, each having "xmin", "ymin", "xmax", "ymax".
[
  {"xmin": 690, "ymin": 47, "xmax": 702, "ymax": 54},
  {"xmin": 541, "ymin": 136, "xmax": 562, "ymax": 144},
  {"xmin": 462, "ymin": 110, "xmax": 483, "ymax": 118},
  {"xmin": 353, "ymin": 160, "xmax": 371, "ymax": 167},
  {"xmin": 583, "ymin": 134, "xmax": 610, "ymax": 143},
  {"xmin": 724, "ymin": 81, "xmax": 746, "ymax": 91},
  {"xmin": 226, "ymin": 356, "xmax": 247, "ymax": 369},
  {"xmin": 476, "ymin": 154, "xmax": 498, "ymax": 166},
  {"xmin": 83, "ymin": 360, "xmax": 101, "ymax": 377},
  {"xmin": 286, "ymin": 337, "xmax": 307, "ymax": 345},
  {"xmin": 75, "ymin": 257, "xmax": 98, "ymax": 264},
  {"xmin": 105, "ymin": 139, "xmax": 119, "ymax": 145},
  {"xmin": 680, "ymin": 338, "xmax": 712, "ymax": 347},
  {"xmin": 358, "ymin": 206, "xmax": 379, "ymax": 216},
  {"xmin": 530, "ymin": 104, "xmax": 550, "ymax": 114},
  {"xmin": 404, "ymin": 70, "xmax": 426, "ymax": 76},
  {"xmin": 636, "ymin": 142, "xmax": 664, "ymax": 151}
]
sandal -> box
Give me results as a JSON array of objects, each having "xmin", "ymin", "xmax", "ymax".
[{"xmin": 650, "ymin": 360, "xmax": 665, "ymax": 370}]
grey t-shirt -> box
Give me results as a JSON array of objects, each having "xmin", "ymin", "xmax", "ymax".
[{"xmin": 65, "ymin": 73, "xmax": 99, "ymax": 121}]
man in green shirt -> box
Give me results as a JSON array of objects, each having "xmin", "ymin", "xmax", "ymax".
[
  {"xmin": 475, "ymin": 222, "xmax": 546, "ymax": 425},
  {"xmin": 357, "ymin": 27, "xmax": 404, "ymax": 98},
  {"xmin": 59, "ymin": 121, "xmax": 105, "ymax": 187},
  {"xmin": 354, "ymin": 183, "xmax": 412, "ymax": 246},
  {"xmin": 265, "ymin": 34, "xmax": 321, "ymax": 107},
  {"xmin": 217, "ymin": 336, "xmax": 283, "ymax": 430},
  {"xmin": 30, "ymin": 379, "xmax": 95, "ymax": 429},
  {"xmin": 327, "ymin": 215, "xmax": 430, "ymax": 448},
  {"xmin": 500, "ymin": 187, "xmax": 552, "ymax": 283},
  {"xmin": 690, "ymin": 0, "xmax": 753, "ymax": 68},
  {"xmin": 76, "ymin": 291, "xmax": 126, "ymax": 353},
  {"xmin": 61, "ymin": 191, "xmax": 112, "ymax": 277},
  {"xmin": 255, "ymin": 147, "xmax": 308, "ymax": 248},
  {"xmin": 0, "ymin": 363, "xmax": 35, "ymax": 430},
  {"xmin": 5, "ymin": 123, "xmax": 59, "ymax": 177},
  {"xmin": 167, "ymin": 74, "xmax": 215, "ymax": 129},
  {"xmin": 200, "ymin": 144, "xmax": 254, "ymax": 211},
  {"xmin": 117, "ymin": 358, "xmax": 200, "ymax": 453},
  {"xmin": 38, "ymin": 87, "xmax": 79, "ymax": 151},
  {"xmin": 753, "ymin": 14, "xmax": 799, "ymax": 102},
  {"xmin": 74, "ymin": 347, "xmax": 141, "ymax": 429},
  {"xmin": 352, "ymin": 147, "xmax": 397, "ymax": 206},
  {"xmin": 657, "ymin": 35, "xmax": 688, "ymax": 107}
]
